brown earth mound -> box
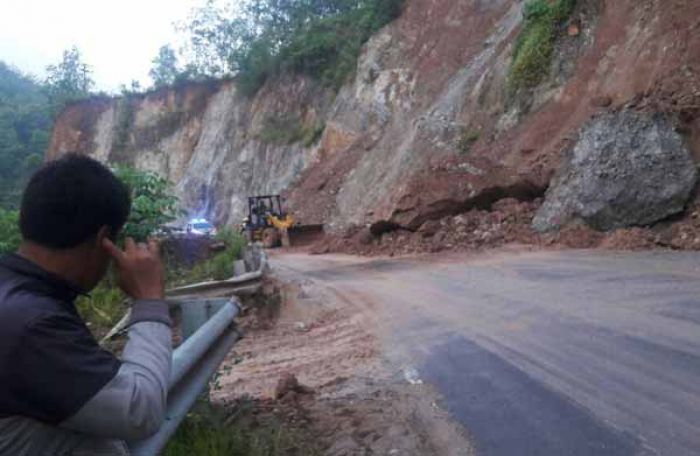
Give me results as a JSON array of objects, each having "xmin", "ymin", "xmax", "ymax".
[{"xmin": 310, "ymin": 197, "xmax": 700, "ymax": 257}]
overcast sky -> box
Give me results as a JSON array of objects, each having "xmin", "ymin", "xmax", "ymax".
[{"xmin": 0, "ymin": 0, "xmax": 204, "ymax": 92}]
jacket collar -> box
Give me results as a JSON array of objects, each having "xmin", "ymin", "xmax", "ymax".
[{"xmin": 0, "ymin": 253, "xmax": 84, "ymax": 302}]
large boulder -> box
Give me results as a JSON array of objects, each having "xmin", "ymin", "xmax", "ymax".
[{"xmin": 533, "ymin": 111, "xmax": 698, "ymax": 232}]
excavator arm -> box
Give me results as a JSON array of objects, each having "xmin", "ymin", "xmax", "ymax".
[{"xmin": 267, "ymin": 213, "xmax": 295, "ymax": 230}]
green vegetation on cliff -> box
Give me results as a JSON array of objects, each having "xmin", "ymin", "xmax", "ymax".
[
  {"xmin": 508, "ymin": 0, "xmax": 577, "ymax": 92},
  {"xmin": 258, "ymin": 114, "xmax": 326, "ymax": 146},
  {"xmin": 154, "ymin": 0, "xmax": 404, "ymax": 95}
]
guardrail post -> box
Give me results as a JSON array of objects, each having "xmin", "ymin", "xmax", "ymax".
[
  {"xmin": 127, "ymin": 298, "xmax": 241, "ymax": 455},
  {"xmin": 122, "ymin": 247, "xmax": 267, "ymax": 453},
  {"xmin": 233, "ymin": 260, "xmax": 247, "ymax": 277},
  {"xmin": 180, "ymin": 299, "xmax": 226, "ymax": 339}
]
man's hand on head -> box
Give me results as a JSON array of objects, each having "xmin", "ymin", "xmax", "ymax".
[{"xmin": 103, "ymin": 237, "xmax": 165, "ymax": 300}]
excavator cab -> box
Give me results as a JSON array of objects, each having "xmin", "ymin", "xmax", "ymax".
[
  {"xmin": 243, "ymin": 195, "xmax": 323, "ymax": 248},
  {"xmin": 244, "ymin": 195, "xmax": 294, "ymax": 247}
]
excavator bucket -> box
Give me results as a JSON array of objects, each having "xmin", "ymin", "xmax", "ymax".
[{"xmin": 287, "ymin": 224, "xmax": 325, "ymax": 247}]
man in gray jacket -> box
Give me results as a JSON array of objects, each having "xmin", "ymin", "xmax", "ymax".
[{"xmin": 0, "ymin": 155, "xmax": 172, "ymax": 455}]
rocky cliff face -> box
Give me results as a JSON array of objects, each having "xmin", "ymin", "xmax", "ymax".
[
  {"xmin": 48, "ymin": 78, "xmax": 335, "ymax": 225},
  {"xmin": 48, "ymin": 0, "xmax": 700, "ymax": 236}
]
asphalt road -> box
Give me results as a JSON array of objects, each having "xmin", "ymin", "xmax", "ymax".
[{"xmin": 272, "ymin": 249, "xmax": 700, "ymax": 456}]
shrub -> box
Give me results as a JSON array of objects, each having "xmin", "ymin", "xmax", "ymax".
[
  {"xmin": 179, "ymin": 228, "xmax": 247, "ymax": 283},
  {"xmin": 303, "ymin": 122, "xmax": 326, "ymax": 147},
  {"xmin": 0, "ymin": 209, "xmax": 20, "ymax": 254},
  {"xmin": 508, "ymin": 0, "xmax": 577, "ymax": 92},
  {"xmin": 258, "ymin": 115, "xmax": 305, "ymax": 145},
  {"xmin": 457, "ymin": 129, "xmax": 481, "ymax": 155},
  {"xmin": 75, "ymin": 284, "xmax": 127, "ymax": 334},
  {"xmin": 114, "ymin": 167, "xmax": 181, "ymax": 242},
  {"xmin": 210, "ymin": 228, "xmax": 247, "ymax": 280},
  {"xmin": 258, "ymin": 116, "xmax": 326, "ymax": 147}
]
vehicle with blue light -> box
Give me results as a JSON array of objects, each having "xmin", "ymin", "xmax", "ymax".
[{"xmin": 186, "ymin": 218, "xmax": 217, "ymax": 237}]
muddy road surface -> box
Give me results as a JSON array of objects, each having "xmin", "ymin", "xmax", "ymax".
[{"xmin": 271, "ymin": 249, "xmax": 700, "ymax": 456}]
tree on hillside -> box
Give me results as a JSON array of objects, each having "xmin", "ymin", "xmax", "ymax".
[
  {"xmin": 178, "ymin": 0, "xmax": 251, "ymax": 77},
  {"xmin": 0, "ymin": 209, "xmax": 20, "ymax": 253},
  {"xmin": 115, "ymin": 166, "xmax": 182, "ymax": 242},
  {"xmin": 0, "ymin": 62, "xmax": 51, "ymax": 208},
  {"xmin": 173, "ymin": 0, "xmax": 404, "ymax": 95},
  {"xmin": 150, "ymin": 45, "xmax": 181, "ymax": 88},
  {"xmin": 1, "ymin": 48, "xmax": 95, "ymax": 209},
  {"xmin": 44, "ymin": 46, "xmax": 94, "ymax": 111}
]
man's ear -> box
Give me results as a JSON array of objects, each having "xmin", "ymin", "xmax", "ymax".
[{"xmin": 96, "ymin": 226, "xmax": 111, "ymax": 248}]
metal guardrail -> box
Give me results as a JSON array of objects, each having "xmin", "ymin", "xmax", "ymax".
[
  {"xmin": 166, "ymin": 245, "xmax": 268, "ymax": 298},
  {"xmin": 99, "ymin": 246, "xmax": 268, "ymax": 454},
  {"xmin": 165, "ymin": 270, "xmax": 263, "ymax": 297},
  {"xmin": 128, "ymin": 298, "xmax": 241, "ymax": 455},
  {"xmin": 118, "ymin": 246, "xmax": 268, "ymax": 454},
  {"xmin": 102, "ymin": 246, "xmax": 268, "ymax": 342}
]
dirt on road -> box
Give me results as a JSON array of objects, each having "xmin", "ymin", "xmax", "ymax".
[{"xmin": 211, "ymin": 276, "xmax": 473, "ymax": 456}]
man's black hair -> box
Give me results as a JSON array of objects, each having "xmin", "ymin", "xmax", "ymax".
[{"xmin": 20, "ymin": 154, "xmax": 131, "ymax": 249}]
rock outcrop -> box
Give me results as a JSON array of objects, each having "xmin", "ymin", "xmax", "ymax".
[{"xmin": 533, "ymin": 111, "xmax": 698, "ymax": 232}]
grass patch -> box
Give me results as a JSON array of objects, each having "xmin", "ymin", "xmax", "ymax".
[
  {"xmin": 258, "ymin": 115, "xmax": 305, "ymax": 145},
  {"xmin": 457, "ymin": 128, "xmax": 481, "ymax": 155},
  {"xmin": 164, "ymin": 402, "xmax": 320, "ymax": 456},
  {"xmin": 508, "ymin": 0, "xmax": 577, "ymax": 92},
  {"xmin": 303, "ymin": 122, "xmax": 326, "ymax": 147},
  {"xmin": 258, "ymin": 116, "xmax": 326, "ymax": 147},
  {"xmin": 179, "ymin": 228, "xmax": 247, "ymax": 283},
  {"xmin": 76, "ymin": 282, "xmax": 127, "ymax": 337}
]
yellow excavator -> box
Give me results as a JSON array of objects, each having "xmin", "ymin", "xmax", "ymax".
[{"xmin": 242, "ymin": 195, "xmax": 323, "ymax": 248}]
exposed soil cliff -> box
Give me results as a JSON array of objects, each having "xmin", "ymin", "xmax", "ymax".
[{"xmin": 48, "ymin": 0, "xmax": 700, "ymax": 244}]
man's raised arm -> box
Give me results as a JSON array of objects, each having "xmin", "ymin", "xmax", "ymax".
[{"xmin": 61, "ymin": 238, "xmax": 172, "ymax": 441}]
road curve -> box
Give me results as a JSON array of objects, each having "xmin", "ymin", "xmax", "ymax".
[{"xmin": 271, "ymin": 249, "xmax": 700, "ymax": 456}]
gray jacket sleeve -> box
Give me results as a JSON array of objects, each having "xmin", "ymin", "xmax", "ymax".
[{"xmin": 58, "ymin": 300, "xmax": 172, "ymax": 441}]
